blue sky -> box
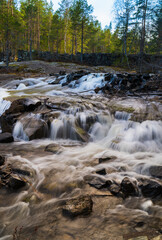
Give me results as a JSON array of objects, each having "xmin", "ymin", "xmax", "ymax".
[{"xmin": 52, "ymin": 0, "xmax": 115, "ymax": 29}]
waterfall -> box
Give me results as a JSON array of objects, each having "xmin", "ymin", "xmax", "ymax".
[
  {"xmin": 13, "ymin": 121, "xmax": 29, "ymax": 141},
  {"xmin": 0, "ymin": 98, "xmax": 11, "ymax": 117},
  {"xmin": 103, "ymin": 120, "xmax": 162, "ymax": 153}
]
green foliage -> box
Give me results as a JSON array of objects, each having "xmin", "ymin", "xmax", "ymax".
[{"xmin": 0, "ymin": 0, "xmax": 160, "ymax": 62}]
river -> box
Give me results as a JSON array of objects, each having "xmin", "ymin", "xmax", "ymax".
[{"xmin": 0, "ymin": 73, "xmax": 162, "ymax": 240}]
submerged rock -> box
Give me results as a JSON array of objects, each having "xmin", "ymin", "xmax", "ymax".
[
  {"xmin": 0, "ymin": 132, "xmax": 14, "ymax": 143},
  {"xmin": 45, "ymin": 144, "xmax": 62, "ymax": 154},
  {"xmin": 85, "ymin": 175, "xmax": 108, "ymax": 189},
  {"xmin": 62, "ymin": 195, "xmax": 93, "ymax": 218},
  {"xmin": 149, "ymin": 166, "xmax": 162, "ymax": 179}
]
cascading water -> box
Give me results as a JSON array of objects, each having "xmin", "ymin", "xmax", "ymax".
[
  {"xmin": 13, "ymin": 121, "xmax": 29, "ymax": 141},
  {"xmin": 0, "ymin": 73, "xmax": 162, "ymax": 240}
]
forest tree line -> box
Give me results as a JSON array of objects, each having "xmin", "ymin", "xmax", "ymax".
[{"xmin": 0, "ymin": 0, "xmax": 161, "ymax": 65}]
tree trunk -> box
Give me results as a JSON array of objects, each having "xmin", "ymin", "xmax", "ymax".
[
  {"xmin": 81, "ymin": 18, "xmax": 84, "ymax": 63},
  {"xmin": 37, "ymin": 5, "xmax": 40, "ymax": 52},
  {"xmin": 6, "ymin": 0, "xmax": 10, "ymax": 68},
  {"xmin": 139, "ymin": 0, "xmax": 148, "ymax": 72}
]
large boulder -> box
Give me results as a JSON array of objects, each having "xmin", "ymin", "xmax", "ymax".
[
  {"xmin": 1, "ymin": 98, "xmax": 41, "ymax": 133},
  {"xmin": 139, "ymin": 179, "xmax": 162, "ymax": 198},
  {"xmin": 62, "ymin": 195, "xmax": 93, "ymax": 218},
  {"xmin": 5, "ymin": 98, "xmax": 41, "ymax": 115},
  {"xmin": 0, "ymin": 132, "xmax": 14, "ymax": 143},
  {"xmin": 18, "ymin": 117, "xmax": 48, "ymax": 140}
]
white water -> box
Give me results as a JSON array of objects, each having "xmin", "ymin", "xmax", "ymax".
[{"xmin": 0, "ymin": 74, "xmax": 162, "ymax": 239}]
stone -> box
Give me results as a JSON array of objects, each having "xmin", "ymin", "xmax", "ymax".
[
  {"xmin": 108, "ymin": 183, "xmax": 121, "ymax": 196},
  {"xmin": 99, "ymin": 156, "xmax": 116, "ymax": 164},
  {"xmin": 74, "ymin": 123, "xmax": 90, "ymax": 142},
  {"xmin": 139, "ymin": 179, "xmax": 162, "ymax": 198},
  {"xmin": 96, "ymin": 168, "xmax": 106, "ymax": 175},
  {"xmin": 45, "ymin": 144, "xmax": 62, "ymax": 154},
  {"xmin": 20, "ymin": 117, "xmax": 48, "ymax": 140},
  {"xmin": 128, "ymin": 237, "xmax": 148, "ymax": 240},
  {"xmin": 0, "ymin": 132, "xmax": 14, "ymax": 143},
  {"xmin": 59, "ymin": 70, "xmax": 66, "ymax": 75},
  {"xmin": 50, "ymin": 78, "xmax": 61, "ymax": 85},
  {"xmin": 5, "ymin": 98, "xmax": 41, "ymax": 115},
  {"xmin": 85, "ymin": 175, "xmax": 108, "ymax": 189},
  {"xmin": 12, "ymin": 168, "xmax": 31, "ymax": 176},
  {"xmin": 121, "ymin": 177, "xmax": 139, "ymax": 198},
  {"xmin": 1, "ymin": 98, "xmax": 41, "ymax": 133},
  {"xmin": 149, "ymin": 166, "xmax": 162, "ymax": 179},
  {"xmin": 0, "ymin": 155, "xmax": 5, "ymax": 166},
  {"xmin": 8, "ymin": 174, "xmax": 26, "ymax": 190},
  {"xmin": 62, "ymin": 195, "xmax": 93, "ymax": 218},
  {"xmin": 152, "ymin": 236, "xmax": 162, "ymax": 240}
]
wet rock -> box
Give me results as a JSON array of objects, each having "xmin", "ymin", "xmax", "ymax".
[
  {"xmin": 1, "ymin": 98, "xmax": 41, "ymax": 133},
  {"xmin": 12, "ymin": 168, "xmax": 31, "ymax": 177},
  {"xmin": 5, "ymin": 98, "xmax": 41, "ymax": 115},
  {"xmin": 149, "ymin": 166, "xmax": 162, "ymax": 179},
  {"xmin": 0, "ymin": 132, "xmax": 14, "ymax": 143},
  {"xmin": 85, "ymin": 175, "xmax": 108, "ymax": 189},
  {"xmin": 45, "ymin": 144, "xmax": 62, "ymax": 154},
  {"xmin": 139, "ymin": 179, "xmax": 162, "ymax": 198},
  {"xmin": 62, "ymin": 195, "xmax": 93, "ymax": 218},
  {"xmin": 128, "ymin": 237, "xmax": 148, "ymax": 240},
  {"xmin": 99, "ymin": 156, "xmax": 116, "ymax": 164},
  {"xmin": 96, "ymin": 168, "xmax": 106, "ymax": 175},
  {"xmin": 121, "ymin": 177, "xmax": 139, "ymax": 198},
  {"xmin": 64, "ymin": 70, "xmax": 90, "ymax": 86},
  {"xmin": 108, "ymin": 183, "xmax": 121, "ymax": 196},
  {"xmin": 74, "ymin": 123, "xmax": 90, "ymax": 142},
  {"xmin": 59, "ymin": 70, "xmax": 66, "ymax": 75},
  {"xmin": 105, "ymin": 73, "xmax": 113, "ymax": 81},
  {"xmin": 20, "ymin": 117, "xmax": 48, "ymax": 140},
  {"xmin": 8, "ymin": 174, "xmax": 26, "ymax": 190},
  {"xmin": 50, "ymin": 78, "xmax": 61, "ymax": 85},
  {"xmin": 0, "ymin": 155, "xmax": 5, "ymax": 166},
  {"xmin": 152, "ymin": 236, "xmax": 162, "ymax": 240},
  {"xmin": 0, "ymin": 163, "xmax": 29, "ymax": 189}
]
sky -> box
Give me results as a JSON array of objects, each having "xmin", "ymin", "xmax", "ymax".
[{"xmin": 52, "ymin": 0, "xmax": 115, "ymax": 29}]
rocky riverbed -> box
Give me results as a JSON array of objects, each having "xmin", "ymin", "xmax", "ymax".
[{"xmin": 0, "ymin": 62, "xmax": 162, "ymax": 240}]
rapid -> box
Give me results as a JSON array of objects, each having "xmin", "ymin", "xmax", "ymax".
[{"xmin": 0, "ymin": 73, "xmax": 161, "ymax": 240}]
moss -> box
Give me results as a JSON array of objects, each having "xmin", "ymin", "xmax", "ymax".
[{"xmin": 109, "ymin": 105, "xmax": 135, "ymax": 113}]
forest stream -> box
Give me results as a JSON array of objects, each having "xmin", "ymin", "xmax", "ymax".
[{"xmin": 0, "ymin": 72, "xmax": 162, "ymax": 240}]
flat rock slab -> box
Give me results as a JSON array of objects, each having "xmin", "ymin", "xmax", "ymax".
[{"xmin": 62, "ymin": 195, "xmax": 93, "ymax": 218}]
